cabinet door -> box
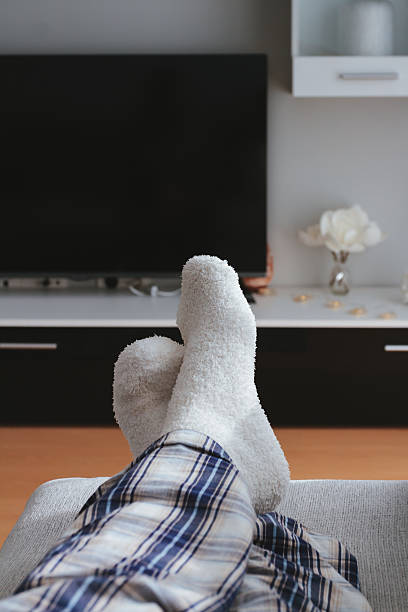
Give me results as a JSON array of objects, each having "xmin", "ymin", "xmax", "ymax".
[
  {"xmin": 0, "ymin": 328, "xmax": 181, "ymax": 425},
  {"xmin": 2, "ymin": 326, "xmax": 406, "ymax": 426},
  {"xmin": 293, "ymin": 57, "xmax": 408, "ymax": 98},
  {"xmin": 256, "ymin": 328, "xmax": 408, "ymax": 426}
]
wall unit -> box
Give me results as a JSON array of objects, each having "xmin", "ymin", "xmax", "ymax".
[
  {"xmin": 292, "ymin": 0, "xmax": 408, "ymax": 97},
  {"xmin": 0, "ymin": 288, "xmax": 407, "ymax": 426}
]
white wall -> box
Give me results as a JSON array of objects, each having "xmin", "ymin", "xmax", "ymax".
[{"xmin": 1, "ymin": 0, "xmax": 406, "ymax": 286}]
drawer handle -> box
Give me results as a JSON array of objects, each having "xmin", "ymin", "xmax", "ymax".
[
  {"xmin": 0, "ymin": 342, "xmax": 58, "ymax": 350},
  {"xmin": 384, "ymin": 345, "xmax": 408, "ymax": 352},
  {"xmin": 339, "ymin": 72, "xmax": 399, "ymax": 81}
]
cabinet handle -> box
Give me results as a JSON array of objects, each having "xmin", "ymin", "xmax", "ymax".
[
  {"xmin": 384, "ymin": 345, "xmax": 408, "ymax": 352},
  {"xmin": 339, "ymin": 72, "xmax": 399, "ymax": 81},
  {"xmin": 0, "ymin": 342, "xmax": 58, "ymax": 350}
]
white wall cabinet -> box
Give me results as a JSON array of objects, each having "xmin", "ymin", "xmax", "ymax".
[{"xmin": 292, "ymin": 0, "xmax": 408, "ymax": 97}]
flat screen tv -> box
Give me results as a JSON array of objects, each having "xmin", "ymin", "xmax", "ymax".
[{"xmin": 0, "ymin": 54, "xmax": 267, "ymax": 278}]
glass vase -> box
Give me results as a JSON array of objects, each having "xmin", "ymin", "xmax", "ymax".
[
  {"xmin": 329, "ymin": 251, "xmax": 351, "ymax": 295},
  {"xmin": 338, "ymin": 0, "xmax": 394, "ymax": 56}
]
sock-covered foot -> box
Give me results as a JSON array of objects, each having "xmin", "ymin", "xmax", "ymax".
[
  {"xmin": 113, "ymin": 336, "xmax": 184, "ymax": 459},
  {"xmin": 161, "ymin": 255, "xmax": 290, "ymax": 513}
]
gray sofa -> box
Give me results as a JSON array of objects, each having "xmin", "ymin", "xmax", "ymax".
[{"xmin": 0, "ymin": 478, "xmax": 407, "ymax": 611}]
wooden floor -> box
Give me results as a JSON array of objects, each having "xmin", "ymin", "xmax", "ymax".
[{"xmin": 1, "ymin": 426, "xmax": 407, "ymax": 548}]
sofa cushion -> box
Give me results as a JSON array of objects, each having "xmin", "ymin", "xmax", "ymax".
[{"xmin": 0, "ymin": 478, "xmax": 406, "ymax": 611}]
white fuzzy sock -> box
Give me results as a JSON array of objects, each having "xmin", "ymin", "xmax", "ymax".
[
  {"xmin": 161, "ymin": 255, "xmax": 290, "ymax": 513},
  {"xmin": 113, "ymin": 335, "xmax": 184, "ymax": 459}
]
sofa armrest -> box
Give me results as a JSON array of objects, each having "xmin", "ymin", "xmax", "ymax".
[
  {"xmin": 277, "ymin": 479, "xmax": 408, "ymax": 612},
  {"xmin": 0, "ymin": 476, "xmax": 109, "ymax": 598}
]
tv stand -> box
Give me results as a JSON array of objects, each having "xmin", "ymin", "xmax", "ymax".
[{"xmin": 0, "ymin": 287, "xmax": 406, "ymax": 426}]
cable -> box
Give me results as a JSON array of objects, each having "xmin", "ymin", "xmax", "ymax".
[{"xmin": 128, "ymin": 285, "xmax": 146, "ymax": 297}]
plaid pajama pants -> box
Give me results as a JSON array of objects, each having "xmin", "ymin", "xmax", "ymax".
[{"xmin": 1, "ymin": 429, "xmax": 372, "ymax": 611}]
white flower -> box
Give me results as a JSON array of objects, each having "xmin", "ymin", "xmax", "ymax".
[
  {"xmin": 319, "ymin": 205, "xmax": 385, "ymax": 254},
  {"xmin": 362, "ymin": 222, "xmax": 384, "ymax": 247},
  {"xmin": 298, "ymin": 224, "xmax": 325, "ymax": 247}
]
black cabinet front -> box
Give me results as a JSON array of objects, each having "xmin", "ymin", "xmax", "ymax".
[
  {"xmin": 0, "ymin": 327, "xmax": 406, "ymax": 425},
  {"xmin": 256, "ymin": 328, "xmax": 408, "ymax": 426},
  {"xmin": 0, "ymin": 328, "xmax": 181, "ymax": 425}
]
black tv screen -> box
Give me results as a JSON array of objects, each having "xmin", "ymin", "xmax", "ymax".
[{"xmin": 0, "ymin": 54, "xmax": 266, "ymax": 277}]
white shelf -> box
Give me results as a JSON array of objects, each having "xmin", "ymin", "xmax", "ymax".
[
  {"xmin": 0, "ymin": 287, "xmax": 407, "ymax": 328},
  {"xmin": 292, "ymin": 0, "xmax": 408, "ymax": 97}
]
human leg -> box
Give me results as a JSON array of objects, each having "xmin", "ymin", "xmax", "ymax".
[
  {"xmin": 113, "ymin": 335, "xmax": 183, "ymax": 459},
  {"xmin": 114, "ymin": 256, "xmax": 289, "ymax": 514},
  {"xmin": 161, "ymin": 255, "xmax": 290, "ymax": 514},
  {"xmin": 1, "ymin": 431, "xmax": 255, "ymax": 611}
]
